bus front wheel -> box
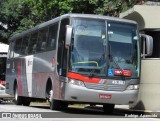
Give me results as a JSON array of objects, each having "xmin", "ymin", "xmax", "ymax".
[
  {"xmin": 50, "ymin": 99, "xmax": 68, "ymax": 110},
  {"xmin": 103, "ymin": 104, "xmax": 115, "ymax": 114},
  {"xmin": 50, "ymin": 99, "xmax": 61, "ymax": 110}
]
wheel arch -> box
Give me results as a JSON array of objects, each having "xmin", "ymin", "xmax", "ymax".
[
  {"xmin": 13, "ymin": 79, "xmax": 18, "ymax": 94},
  {"xmin": 45, "ymin": 77, "xmax": 53, "ymax": 98}
]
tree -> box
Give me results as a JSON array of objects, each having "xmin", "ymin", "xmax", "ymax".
[
  {"xmin": 0, "ymin": 0, "xmax": 154, "ymax": 43},
  {"xmin": 0, "ymin": 0, "xmax": 35, "ymax": 43},
  {"xmin": 0, "ymin": 0, "xmax": 9, "ymax": 43}
]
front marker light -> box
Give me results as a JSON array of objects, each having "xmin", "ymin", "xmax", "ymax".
[
  {"xmin": 126, "ymin": 85, "xmax": 139, "ymax": 90},
  {"xmin": 69, "ymin": 79, "xmax": 85, "ymax": 87}
]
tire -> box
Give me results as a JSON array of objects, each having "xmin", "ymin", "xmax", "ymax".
[
  {"xmin": 103, "ymin": 104, "xmax": 115, "ymax": 114},
  {"xmin": 61, "ymin": 101, "xmax": 68, "ymax": 110},
  {"xmin": 48, "ymin": 85, "xmax": 61, "ymax": 110},
  {"xmin": 14, "ymin": 85, "xmax": 23, "ymax": 105},
  {"xmin": 48, "ymin": 83, "xmax": 68, "ymax": 110},
  {"xmin": 50, "ymin": 99, "xmax": 68, "ymax": 110},
  {"xmin": 50, "ymin": 99, "xmax": 61, "ymax": 110},
  {"xmin": 23, "ymin": 99, "xmax": 31, "ymax": 106}
]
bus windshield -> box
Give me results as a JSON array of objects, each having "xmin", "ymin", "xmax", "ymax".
[
  {"xmin": 70, "ymin": 18, "xmax": 107, "ymax": 77},
  {"xmin": 69, "ymin": 18, "xmax": 139, "ymax": 78},
  {"xmin": 108, "ymin": 22, "xmax": 139, "ymax": 78}
]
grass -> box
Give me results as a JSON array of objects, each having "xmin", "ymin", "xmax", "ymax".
[{"xmin": 31, "ymin": 101, "xmax": 87, "ymax": 108}]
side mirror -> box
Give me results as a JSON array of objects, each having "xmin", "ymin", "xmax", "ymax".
[
  {"xmin": 140, "ymin": 34, "xmax": 153, "ymax": 58},
  {"xmin": 65, "ymin": 25, "xmax": 73, "ymax": 49}
]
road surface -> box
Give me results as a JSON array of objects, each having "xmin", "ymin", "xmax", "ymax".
[{"xmin": 0, "ymin": 101, "xmax": 159, "ymax": 121}]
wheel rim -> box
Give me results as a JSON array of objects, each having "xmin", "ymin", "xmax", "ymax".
[
  {"xmin": 49, "ymin": 89, "xmax": 53, "ymax": 102},
  {"xmin": 15, "ymin": 87, "xmax": 18, "ymax": 101}
]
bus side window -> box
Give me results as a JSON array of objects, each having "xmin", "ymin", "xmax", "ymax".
[
  {"xmin": 41, "ymin": 42, "xmax": 46, "ymax": 51},
  {"xmin": 14, "ymin": 38, "xmax": 22, "ymax": 58},
  {"xmin": 36, "ymin": 27, "xmax": 48, "ymax": 53},
  {"xmin": 28, "ymin": 32, "xmax": 38, "ymax": 55},
  {"xmin": 46, "ymin": 23, "xmax": 58, "ymax": 51},
  {"xmin": 57, "ymin": 18, "xmax": 69, "ymax": 76},
  {"xmin": 21, "ymin": 34, "xmax": 30, "ymax": 55}
]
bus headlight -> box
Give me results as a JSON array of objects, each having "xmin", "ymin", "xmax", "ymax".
[
  {"xmin": 68, "ymin": 79, "xmax": 85, "ymax": 87},
  {"xmin": 126, "ymin": 85, "xmax": 139, "ymax": 90}
]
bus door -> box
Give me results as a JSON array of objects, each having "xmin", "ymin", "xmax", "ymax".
[
  {"xmin": 56, "ymin": 18, "xmax": 70, "ymax": 99},
  {"xmin": 57, "ymin": 18, "xmax": 70, "ymax": 77}
]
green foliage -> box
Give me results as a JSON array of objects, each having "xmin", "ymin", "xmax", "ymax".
[
  {"xmin": 0, "ymin": 0, "xmax": 154, "ymax": 43},
  {"xmin": 33, "ymin": 0, "xmax": 73, "ymax": 21},
  {"xmin": 0, "ymin": 0, "xmax": 35, "ymax": 43}
]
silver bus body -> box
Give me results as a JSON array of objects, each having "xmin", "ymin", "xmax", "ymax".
[{"xmin": 5, "ymin": 14, "xmax": 140, "ymax": 111}]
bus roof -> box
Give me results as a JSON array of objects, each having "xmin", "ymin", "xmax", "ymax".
[
  {"xmin": 9, "ymin": 13, "xmax": 137, "ymax": 41},
  {"xmin": 0, "ymin": 43, "xmax": 9, "ymax": 53},
  {"xmin": 62, "ymin": 13, "xmax": 137, "ymax": 24}
]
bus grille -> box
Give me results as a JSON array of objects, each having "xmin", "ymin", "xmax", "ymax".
[{"xmin": 84, "ymin": 83, "xmax": 126, "ymax": 91}]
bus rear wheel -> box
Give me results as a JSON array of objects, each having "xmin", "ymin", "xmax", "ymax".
[
  {"xmin": 14, "ymin": 85, "xmax": 23, "ymax": 105},
  {"xmin": 23, "ymin": 101, "xmax": 30, "ymax": 106},
  {"xmin": 103, "ymin": 104, "xmax": 115, "ymax": 114}
]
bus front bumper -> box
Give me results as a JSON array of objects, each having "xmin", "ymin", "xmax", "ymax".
[{"xmin": 64, "ymin": 83, "xmax": 138, "ymax": 105}]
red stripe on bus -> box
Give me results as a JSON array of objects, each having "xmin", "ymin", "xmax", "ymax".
[
  {"xmin": 18, "ymin": 61, "xmax": 23, "ymax": 96},
  {"xmin": 68, "ymin": 72, "xmax": 101, "ymax": 84}
]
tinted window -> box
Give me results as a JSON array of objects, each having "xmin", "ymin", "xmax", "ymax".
[
  {"xmin": 28, "ymin": 32, "xmax": 38, "ymax": 54},
  {"xmin": 14, "ymin": 38, "xmax": 22, "ymax": 57},
  {"xmin": 21, "ymin": 34, "xmax": 30, "ymax": 55},
  {"xmin": 36, "ymin": 27, "xmax": 48, "ymax": 53},
  {"xmin": 46, "ymin": 23, "xmax": 58, "ymax": 51}
]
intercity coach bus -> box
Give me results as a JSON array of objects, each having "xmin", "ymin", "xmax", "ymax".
[{"xmin": 5, "ymin": 14, "xmax": 152, "ymax": 113}]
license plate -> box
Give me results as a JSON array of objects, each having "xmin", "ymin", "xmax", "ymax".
[
  {"xmin": 99, "ymin": 94, "xmax": 112, "ymax": 99},
  {"xmin": 112, "ymin": 80, "xmax": 125, "ymax": 85}
]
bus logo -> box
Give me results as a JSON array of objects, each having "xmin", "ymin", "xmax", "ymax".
[
  {"xmin": 2, "ymin": 113, "xmax": 12, "ymax": 119},
  {"xmin": 28, "ymin": 60, "xmax": 33, "ymax": 66}
]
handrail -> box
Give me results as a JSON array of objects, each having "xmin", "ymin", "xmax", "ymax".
[{"xmin": 72, "ymin": 61, "xmax": 99, "ymax": 67}]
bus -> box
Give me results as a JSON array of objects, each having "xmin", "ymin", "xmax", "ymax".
[
  {"xmin": 5, "ymin": 14, "xmax": 152, "ymax": 113},
  {"xmin": 0, "ymin": 43, "xmax": 10, "ymax": 103}
]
